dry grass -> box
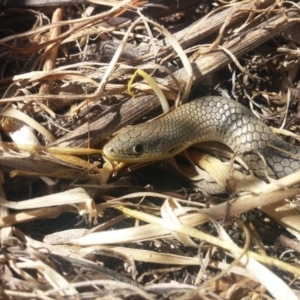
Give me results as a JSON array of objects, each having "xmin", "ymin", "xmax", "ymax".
[{"xmin": 1, "ymin": 0, "xmax": 300, "ymax": 299}]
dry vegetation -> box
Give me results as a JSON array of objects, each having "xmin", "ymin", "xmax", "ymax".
[{"xmin": 1, "ymin": 0, "xmax": 300, "ymax": 299}]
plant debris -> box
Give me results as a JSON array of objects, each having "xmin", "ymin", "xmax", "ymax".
[{"xmin": 1, "ymin": 0, "xmax": 300, "ymax": 299}]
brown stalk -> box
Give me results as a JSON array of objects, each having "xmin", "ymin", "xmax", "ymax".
[{"xmin": 52, "ymin": 2, "xmax": 300, "ymax": 148}]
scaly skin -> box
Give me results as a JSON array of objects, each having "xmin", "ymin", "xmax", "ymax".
[{"xmin": 103, "ymin": 96, "xmax": 300, "ymax": 179}]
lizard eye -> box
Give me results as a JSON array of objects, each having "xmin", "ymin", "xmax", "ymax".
[{"xmin": 132, "ymin": 144, "xmax": 144, "ymax": 155}]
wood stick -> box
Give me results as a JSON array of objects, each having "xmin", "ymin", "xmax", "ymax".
[{"xmin": 53, "ymin": 3, "xmax": 300, "ymax": 148}]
